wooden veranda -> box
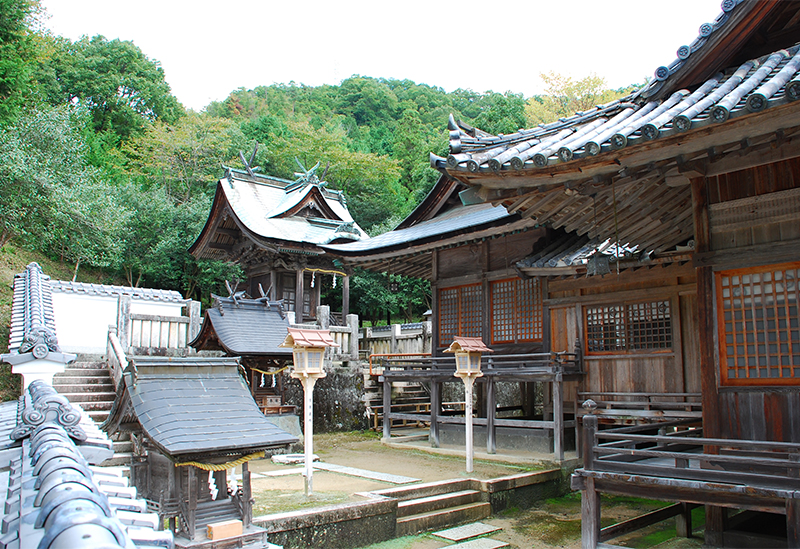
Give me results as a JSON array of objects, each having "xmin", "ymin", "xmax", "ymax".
[{"xmin": 378, "ymin": 350, "xmax": 583, "ymax": 461}]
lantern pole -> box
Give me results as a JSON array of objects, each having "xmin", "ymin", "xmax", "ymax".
[
  {"xmin": 302, "ymin": 375, "xmax": 317, "ymax": 496},
  {"xmin": 463, "ymin": 374, "xmax": 476, "ymax": 473}
]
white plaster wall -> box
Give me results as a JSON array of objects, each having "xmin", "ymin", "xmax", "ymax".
[{"xmin": 51, "ymin": 292, "xmax": 184, "ymax": 354}]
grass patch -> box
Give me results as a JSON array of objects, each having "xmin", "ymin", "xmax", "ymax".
[{"xmin": 252, "ymin": 489, "xmax": 354, "ymax": 516}]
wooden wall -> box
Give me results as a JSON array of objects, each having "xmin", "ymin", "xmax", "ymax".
[
  {"xmin": 547, "ymin": 262, "xmax": 699, "ymax": 396},
  {"xmin": 432, "ymin": 227, "xmax": 546, "ymax": 354},
  {"xmin": 694, "ymin": 156, "xmax": 800, "ymax": 442}
]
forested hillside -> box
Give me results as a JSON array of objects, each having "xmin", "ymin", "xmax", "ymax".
[{"xmin": 0, "ymin": 0, "xmax": 636, "ymax": 324}]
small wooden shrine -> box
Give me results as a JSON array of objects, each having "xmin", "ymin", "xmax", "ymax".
[{"xmin": 103, "ymin": 356, "xmax": 297, "ymax": 547}]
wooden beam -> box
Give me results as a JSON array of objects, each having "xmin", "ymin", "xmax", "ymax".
[{"xmin": 209, "ymin": 242, "xmax": 233, "ymax": 252}]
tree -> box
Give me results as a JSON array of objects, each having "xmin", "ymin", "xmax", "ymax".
[
  {"xmin": 0, "ymin": 105, "xmax": 127, "ymax": 274},
  {"xmin": 124, "ymin": 112, "xmax": 246, "ymax": 202},
  {"xmin": 525, "ymin": 72, "xmax": 636, "ymax": 126},
  {"xmin": 35, "ymin": 35, "xmax": 184, "ymax": 142},
  {"xmin": 0, "ymin": 0, "xmax": 41, "ymax": 122}
]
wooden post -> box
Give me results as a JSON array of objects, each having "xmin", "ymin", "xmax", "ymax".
[
  {"xmin": 464, "ymin": 376, "xmax": 476, "ymax": 473},
  {"xmin": 117, "ymin": 294, "xmax": 132, "ymax": 351},
  {"xmin": 390, "ymin": 324, "xmax": 400, "ymax": 354},
  {"xmin": 581, "ymin": 477, "xmax": 601, "ymax": 549},
  {"xmin": 788, "ymin": 497, "xmax": 800, "ymax": 549},
  {"xmin": 317, "ymin": 305, "xmax": 330, "ymax": 329},
  {"xmin": 422, "ymin": 321, "xmax": 432, "ymax": 353},
  {"xmin": 553, "ymin": 367, "xmax": 564, "ymax": 462},
  {"xmin": 302, "ymin": 376, "xmax": 317, "ymax": 496},
  {"xmin": 188, "ymin": 300, "xmax": 201, "ymax": 341},
  {"xmin": 242, "ymin": 461, "xmax": 252, "ymax": 528},
  {"xmin": 583, "ymin": 407, "xmax": 597, "ymax": 470},
  {"xmin": 167, "ymin": 463, "xmax": 176, "ymax": 532},
  {"xmin": 187, "ymin": 466, "xmax": 197, "ymax": 540},
  {"xmin": 270, "ymin": 270, "xmax": 278, "ymax": 301},
  {"xmin": 704, "ymin": 506, "xmax": 726, "ymax": 547},
  {"xmin": 295, "ymin": 270, "xmax": 304, "ymax": 325},
  {"xmin": 382, "ymin": 378, "xmax": 392, "ymax": 441},
  {"xmin": 676, "ymin": 502, "xmax": 692, "ymax": 538},
  {"xmin": 347, "ymin": 314, "xmax": 359, "ymax": 361},
  {"xmin": 342, "ymin": 275, "xmax": 350, "ymax": 317},
  {"xmin": 430, "ymin": 381, "xmax": 440, "ymax": 448},
  {"xmin": 486, "ymin": 375, "xmax": 496, "ymax": 454}
]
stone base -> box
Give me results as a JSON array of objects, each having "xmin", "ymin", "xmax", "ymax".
[{"xmin": 436, "ymin": 424, "xmax": 575, "ymax": 454}]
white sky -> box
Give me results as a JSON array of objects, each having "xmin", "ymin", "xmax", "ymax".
[{"xmin": 40, "ymin": 0, "xmax": 724, "ymax": 112}]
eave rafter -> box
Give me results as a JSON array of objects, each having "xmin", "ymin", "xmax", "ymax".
[{"xmin": 448, "ymin": 123, "xmax": 800, "ymax": 254}]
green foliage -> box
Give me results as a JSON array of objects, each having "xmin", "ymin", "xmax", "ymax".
[
  {"xmin": 0, "ymin": 0, "xmax": 41, "ymax": 122},
  {"xmin": 34, "ymin": 34, "xmax": 184, "ymax": 142},
  {"xmin": 525, "ymin": 72, "xmax": 637, "ymax": 126},
  {"xmin": 350, "ymin": 269, "xmax": 430, "ymax": 325},
  {"xmin": 0, "ymin": 105, "xmax": 126, "ymax": 270}
]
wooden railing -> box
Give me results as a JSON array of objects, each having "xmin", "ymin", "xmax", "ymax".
[
  {"xmin": 576, "ymin": 391, "xmax": 702, "ymax": 423},
  {"xmin": 106, "ymin": 326, "xmax": 128, "ymax": 391},
  {"xmin": 116, "ymin": 294, "xmax": 201, "ymax": 353},
  {"xmin": 361, "ymin": 322, "xmax": 432, "ymax": 357},
  {"xmin": 291, "ymin": 305, "xmax": 359, "ymax": 362}
]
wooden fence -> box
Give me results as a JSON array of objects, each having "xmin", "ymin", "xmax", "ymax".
[
  {"xmin": 360, "ymin": 322, "xmax": 432, "ymax": 357},
  {"xmin": 291, "ymin": 305, "xmax": 359, "ymax": 363},
  {"xmin": 116, "ymin": 295, "xmax": 202, "ymax": 354}
]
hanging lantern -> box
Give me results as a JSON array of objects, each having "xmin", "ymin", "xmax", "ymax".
[
  {"xmin": 445, "ymin": 337, "xmax": 492, "ymax": 377},
  {"xmin": 280, "ymin": 328, "xmax": 339, "ymax": 378},
  {"xmin": 586, "ymin": 252, "xmax": 611, "ymax": 276}
]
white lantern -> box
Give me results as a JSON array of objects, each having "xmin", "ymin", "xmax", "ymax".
[
  {"xmin": 280, "ymin": 328, "xmax": 339, "ymax": 378},
  {"xmin": 445, "ymin": 337, "xmax": 492, "ymax": 378}
]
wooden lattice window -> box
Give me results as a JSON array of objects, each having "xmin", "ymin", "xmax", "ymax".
[
  {"xmin": 490, "ymin": 277, "xmax": 543, "ymax": 344},
  {"xmin": 585, "ymin": 300, "xmax": 672, "ymax": 354},
  {"xmin": 439, "ymin": 284, "xmax": 482, "ymax": 345},
  {"xmin": 717, "ymin": 262, "xmax": 800, "ymax": 386}
]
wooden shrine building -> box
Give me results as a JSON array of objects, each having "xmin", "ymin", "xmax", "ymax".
[
  {"xmin": 417, "ymin": 0, "xmax": 800, "ymax": 546},
  {"xmin": 189, "ymin": 164, "xmax": 367, "ymax": 323},
  {"xmin": 189, "ymin": 292, "xmax": 296, "ymax": 412},
  {"xmin": 102, "ymin": 356, "xmax": 297, "ymax": 547}
]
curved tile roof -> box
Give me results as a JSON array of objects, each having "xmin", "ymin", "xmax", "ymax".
[
  {"xmin": 49, "ymin": 280, "xmax": 186, "ymax": 303},
  {"xmin": 436, "ymin": 44, "xmax": 800, "ymax": 175}
]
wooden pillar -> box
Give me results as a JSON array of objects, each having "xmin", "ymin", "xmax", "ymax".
[
  {"xmin": 295, "ymin": 270, "xmax": 304, "ymax": 324},
  {"xmin": 342, "ymin": 275, "xmax": 350, "ymax": 317},
  {"xmin": 270, "ymin": 270, "xmax": 278, "ymax": 301},
  {"xmin": 788, "ymin": 497, "xmax": 800, "ymax": 549},
  {"xmin": 187, "ymin": 466, "xmax": 197, "ymax": 540},
  {"xmin": 581, "ymin": 477, "xmax": 600, "ymax": 549},
  {"xmin": 188, "ymin": 300, "xmax": 201, "ymax": 341},
  {"xmin": 242, "ymin": 461, "xmax": 253, "ymax": 528},
  {"xmin": 486, "ymin": 375, "xmax": 496, "ymax": 454},
  {"xmin": 553, "ymin": 369, "xmax": 564, "ymax": 462},
  {"xmin": 167, "ymin": 463, "xmax": 176, "ymax": 532},
  {"xmin": 430, "ymin": 381, "xmax": 440, "ymax": 448},
  {"xmin": 676, "ymin": 502, "xmax": 692, "ymax": 538},
  {"xmin": 382, "ymin": 378, "xmax": 392, "ymax": 440},
  {"xmin": 704, "ymin": 506, "xmax": 726, "ymax": 547},
  {"xmin": 117, "ymin": 294, "xmax": 132, "ymax": 351}
]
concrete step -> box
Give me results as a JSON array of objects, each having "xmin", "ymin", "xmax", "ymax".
[
  {"xmin": 69, "ymin": 401, "xmax": 114, "ymax": 414},
  {"xmin": 57, "ymin": 391, "xmax": 117, "ymax": 403},
  {"xmin": 114, "ymin": 440, "xmax": 133, "ymax": 453},
  {"xmin": 54, "ymin": 383, "xmax": 115, "ymax": 394},
  {"xmin": 397, "ymin": 490, "xmax": 482, "ymax": 518},
  {"xmin": 396, "ymin": 502, "xmax": 491, "ymax": 536},
  {"xmin": 380, "ymin": 479, "xmax": 475, "ymax": 502},
  {"xmin": 102, "ymin": 452, "xmax": 133, "ymax": 467},
  {"xmin": 65, "ymin": 361, "xmax": 106, "ymax": 369},
  {"xmin": 87, "ymin": 410, "xmax": 110, "ymax": 423}
]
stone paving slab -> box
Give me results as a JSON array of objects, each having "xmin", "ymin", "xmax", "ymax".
[
  {"xmin": 450, "ymin": 539, "xmax": 509, "ymax": 549},
  {"xmin": 313, "ymin": 462, "xmax": 420, "ymax": 484},
  {"xmin": 432, "ymin": 522, "xmax": 501, "ymax": 541}
]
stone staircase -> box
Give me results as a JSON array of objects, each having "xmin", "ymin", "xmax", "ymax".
[
  {"xmin": 373, "ymin": 479, "xmax": 491, "ymax": 536},
  {"xmin": 52, "ymin": 356, "xmax": 132, "ymax": 466}
]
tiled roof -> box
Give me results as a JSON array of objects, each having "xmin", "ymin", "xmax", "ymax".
[
  {"xmin": 281, "ymin": 328, "xmax": 339, "ymax": 348},
  {"xmin": 110, "ymin": 357, "xmax": 297, "ymax": 458},
  {"xmin": 0, "ymin": 380, "xmax": 171, "ymax": 549},
  {"xmin": 218, "ymin": 170, "xmax": 366, "ymax": 246},
  {"xmin": 2, "ymin": 263, "xmax": 76, "ymax": 367},
  {"xmin": 189, "ymin": 296, "xmax": 293, "ymax": 357},
  {"xmin": 49, "ymin": 280, "xmax": 186, "ymax": 303},
  {"xmin": 324, "ymin": 202, "xmax": 511, "ymax": 253},
  {"xmin": 436, "ymin": 44, "xmax": 800, "ymax": 175}
]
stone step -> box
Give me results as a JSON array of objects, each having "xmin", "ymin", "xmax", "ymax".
[
  {"xmin": 87, "ymin": 410, "xmax": 110, "ymax": 423},
  {"xmin": 65, "ymin": 361, "xmax": 106, "ymax": 369},
  {"xmin": 379, "ymin": 479, "xmax": 475, "ymax": 502},
  {"xmin": 396, "ymin": 502, "xmax": 492, "ymax": 537},
  {"xmin": 102, "ymin": 452, "xmax": 133, "ymax": 467},
  {"xmin": 55, "ymin": 369, "xmax": 111, "ymax": 378},
  {"xmin": 69, "ymin": 401, "xmax": 114, "ymax": 414},
  {"xmin": 398, "ymin": 490, "xmax": 482, "ymax": 518},
  {"xmin": 58, "ymin": 391, "xmax": 117, "ymax": 403},
  {"xmin": 114, "ymin": 441, "xmax": 133, "ymax": 453},
  {"xmin": 54, "ymin": 383, "xmax": 116, "ymax": 394}
]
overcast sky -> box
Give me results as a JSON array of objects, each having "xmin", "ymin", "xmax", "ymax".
[{"xmin": 40, "ymin": 0, "xmax": 724, "ymax": 112}]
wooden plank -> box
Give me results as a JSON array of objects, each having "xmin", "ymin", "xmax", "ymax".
[
  {"xmin": 545, "ymin": 284, "xmax": 695, "ymax": 308},
  {"xmin": 600, "ymin": 503, "xmax": 688, "ymax": 542}
]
